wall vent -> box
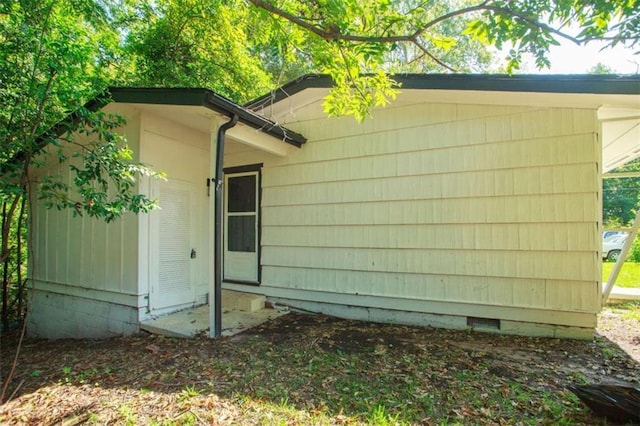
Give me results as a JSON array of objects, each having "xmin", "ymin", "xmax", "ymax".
[{"xmin": 467, "ymin": 317, "xmax": 501, "ymax": 330}]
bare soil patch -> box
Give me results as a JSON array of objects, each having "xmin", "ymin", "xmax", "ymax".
[{"xmin": 1, "ymin": 303, "xmax": 639, "ymax": 425}]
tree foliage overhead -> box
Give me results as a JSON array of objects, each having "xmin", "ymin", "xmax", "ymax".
[
  {"xmin": 245, "ymin": 0, "xmax": 639, "ymax": 119},
  {"xmin": 120, "ymin": 0, "xmax": 275, "ymax": 102},
  {"xmin": 0, "ymin": 0, "xmax": 159, "ymax": 222}
]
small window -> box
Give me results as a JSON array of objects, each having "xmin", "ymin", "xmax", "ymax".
[
  {"xmin": 227, "ymin": 175, "xmax": 256, "ymax": 212},
  {"xmin": 228, "ymin": 216, "xmax": 256, "ymax": 252}
]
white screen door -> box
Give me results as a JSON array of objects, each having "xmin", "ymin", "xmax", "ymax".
[
  {"xmin": 150, "ymin": 179, "xmax": 197, "ymax": 311},
  {"xmin": 224, "ymin": 171, "xmax": 259, "ymax": 283}
]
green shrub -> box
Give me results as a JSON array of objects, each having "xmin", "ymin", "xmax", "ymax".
[{"xmin": 629, "ymin": 235, "xmax": 640, "ymax": 262}]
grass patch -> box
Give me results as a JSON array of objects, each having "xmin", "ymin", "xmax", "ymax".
[
  {"xmin": 602, "ymin": 261, "xmax": 640, "ymax": 288},
  {"xmin": 603, "ymin": 301, "xmax": 640, "ymax": 321}
]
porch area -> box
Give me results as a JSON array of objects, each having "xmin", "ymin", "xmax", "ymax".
[{"xmin": 140, "ymin": 290, "xmax": 288, "ymax": 338}]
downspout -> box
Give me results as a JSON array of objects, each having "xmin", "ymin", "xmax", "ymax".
[{"xmin": 213, "ymin": 114, "xmax": 238, "ymax": 338}]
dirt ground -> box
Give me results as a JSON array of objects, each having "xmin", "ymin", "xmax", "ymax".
[
  {"xmin": 597, "ymin": 306, "xmax": 640, "ymax": 363},
  {"xmin": 1, "ymin": 303, "xmax": 639, "ymax": 425}
]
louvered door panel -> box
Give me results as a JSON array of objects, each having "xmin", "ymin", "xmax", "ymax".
[
  {"xmin": 159, "ymin": 186, "xmax": 190, "ymax": 293},
  {"xmin": 150, "ymin": 179, "xmax": 196, "ymax": 311}
]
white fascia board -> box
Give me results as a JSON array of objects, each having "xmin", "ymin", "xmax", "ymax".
[{"xmin": 227, "ymin": 123, "xmax": 298, "ymax": 157}]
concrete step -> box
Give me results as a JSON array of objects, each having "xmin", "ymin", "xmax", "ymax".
[
  {"xmin": 222, "ymin": 289, "xmax": 265, "ymax": 312},
  {"xmin": 606, "ymin": 285, "xmax": 640, "ymax": 303}
]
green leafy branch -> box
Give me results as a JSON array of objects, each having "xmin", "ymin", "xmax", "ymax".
[
  {"xmin": 247, "ymin": 0, "xmax": 639, "ymax": 118},
  {"xmin": 38, "ymin": 109, "xmax": 165, "ymax": 223}
]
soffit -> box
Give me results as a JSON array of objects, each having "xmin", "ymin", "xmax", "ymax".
[{"xmin": 121, "ymin": 103, "xmax": 297, "ymax": 157}]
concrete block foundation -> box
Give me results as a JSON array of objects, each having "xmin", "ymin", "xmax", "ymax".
[{"xmin": 27, "ymin": 289, "xmax": 139, "ymax": 339}]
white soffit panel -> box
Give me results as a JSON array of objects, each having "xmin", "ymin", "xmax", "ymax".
[
  {"xmin": 600, "ymin": 106, "xmax": 640, "ymax": 173},
  {"xmin": 126, "ymin": 103, "xmax": 297, "ymax": 156}
]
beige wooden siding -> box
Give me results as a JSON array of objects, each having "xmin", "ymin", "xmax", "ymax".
[
  {"xmin": 33, "ymin": 200, "xmax": 139, "ymax": 296},
  {"xmin": 244, "ymin": 100, "xmax": 601, "ymax": 318},
  {"xmin": 31, "ymin": 106, "xmax": 141, "ymax": 299}
]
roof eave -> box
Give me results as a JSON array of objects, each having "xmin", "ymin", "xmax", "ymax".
[
  {"xmin": 394, "ymin": 74, "xmax": 640, "ymax": 95},
  {"xmin": 108, "ymin": 87, "xmax": 307, "ymax": 147},
  {"xmin": 245, "ymin": 73, "xmax": 640, "ymax": 110}
]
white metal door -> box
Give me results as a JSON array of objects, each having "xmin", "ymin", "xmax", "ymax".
[
  {"xmin": 150, "ymin": 179, "xmax": 197, "ymax": 311},
  {"xmin": 224, "ymin": 171, "xmax": 259, "ymax": 283}
]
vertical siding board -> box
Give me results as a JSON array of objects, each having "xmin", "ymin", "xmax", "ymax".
[
  {"xmin": 80, "ymin": 216, "xmax": 93, "ymax": 286},
  {"xmin": 41, "ymin": 197, "xmax": 50, "ymax": 281},
  {"xmin": 121, "ymin": 214, "xmax": 138, "ymax": 294},
  {"xmin": 67, "ymin": 213, "xmax": 84, "ymax": 286},
  {"xmin": 30, "ymin": 109, "xmax": 143, "ymax": 309},
  {"xmin": 31, "ymin": 195, "xmax": 43, "ymax": 281},
  {"xmin": 92, "ymin": 220, "xmax": 107, "ymax": 290},
  {"xmin": 104, "ymin": 219, "xmax": 123, "ymax": 292},
  {"xmin": 53, "ymin": 204, "xmax": 68, "ymax": 284},
  {"xmin": 76, "ymin": 215, "xmax": 85, "ymax": 286},
  {"xmin": 64, "ymin": 208, "xmax": 73, "ymax": 284}
]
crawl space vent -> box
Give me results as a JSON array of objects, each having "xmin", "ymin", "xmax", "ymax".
[{"xmin": 467, "ymin": 317, "xmax": 501, "ymax": 330}]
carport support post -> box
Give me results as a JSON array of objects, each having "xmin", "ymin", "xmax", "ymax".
[
  {"xmin": 209, "ymin": 114, "xmax": 238, "ymax": 338},
  {"xmin": 602, "ymin": 208, "xmax": 640, "ymax": 304}
]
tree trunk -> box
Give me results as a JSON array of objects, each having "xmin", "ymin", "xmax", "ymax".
[
  {"xmin": 1, "ymin": 201, "xmax": 8, "ymax": 331},
  {"xmin": 1, "ymin": 195, "xmax": 22, "ymax": 330},
  {"xmin": 16, "ymin": 196, "xmax": 26, "ymax": 320}
]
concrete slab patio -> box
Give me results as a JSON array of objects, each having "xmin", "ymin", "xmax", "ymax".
[{"xmin": 140, "ymin": 290, "xmax": 288, "ymax": 338}]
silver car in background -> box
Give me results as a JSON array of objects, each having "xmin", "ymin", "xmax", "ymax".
[{"xmin": 602, "ymin": 232, "xmax": 629, "ymax": 261}]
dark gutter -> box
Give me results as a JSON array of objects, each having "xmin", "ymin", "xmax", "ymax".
[
  {"xmin": 245, "ymin": 73, "xmax": 640, "ymax": 111},
  {"xmin": 393, "ymin": 73, "xmax": 640, "ymax": 94},
  {"xmin": 5, "ymin": 86, "xmax": 307, "ymax": 178},
  {"xmin": 107, "ymin": 87, "xmax": 307, "ymax": 147},
  {"xmin": 213, "ymin": 114, "xmax": 238, "ymax": 339}
]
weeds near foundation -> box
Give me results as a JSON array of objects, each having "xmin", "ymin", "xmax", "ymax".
[
  {"xmin": 178, "ymin": 386, "xmax": 201, "ymax": 402},
  {"xmin": 117, "ymin": 403, "xmax": 138, "ymax": 426}
]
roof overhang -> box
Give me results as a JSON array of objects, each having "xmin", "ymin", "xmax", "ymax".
[
  {"xmin": 107, "ymin": 87, "xmax": 307, "ymax": 149},
  {"xmin": 598, "ymin": 107, "xmax": 640, "ymax": 172},
  {"xmin": 247, "ymin": 74, "xmax": 640, "ymax": 172}
]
